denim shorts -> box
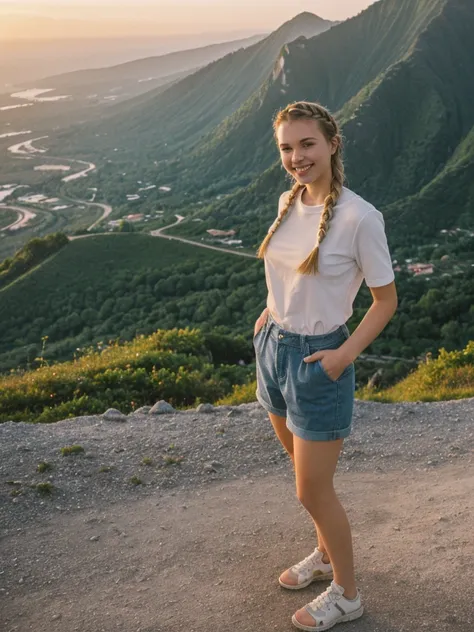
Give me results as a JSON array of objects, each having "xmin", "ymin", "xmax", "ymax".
[{"xmin": 253, "ymin": 311, "xmax": 355, "ymax": 441}]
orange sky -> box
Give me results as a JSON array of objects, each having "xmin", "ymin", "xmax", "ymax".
[{"xmin": 0, "ymin": 1, "xmax": 380, "ymax": 37}]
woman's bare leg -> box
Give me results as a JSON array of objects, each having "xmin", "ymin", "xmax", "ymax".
[
  {"xmin": 267, "ymin": 412, "xmax": 330, "ymax": 562},
  {"xmin": 267, "ymin": 411, "xmax": 294, "ymax": 461},
  {"xmin": 293, "ymin": 436, "xmax": 357, "ymax": 607}
]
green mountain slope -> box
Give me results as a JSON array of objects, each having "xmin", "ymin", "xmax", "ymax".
[
  {"xmin": 166, "ymin": 0, "xmax": 473, "ymax": 247},
  {"xmin": 49, "ymin": 13, "xmax": 335, "ymax": 157},
  {"xmin": 32, "ymin": 34, "xmax": 266, "ymax": 101},
  {"xmin": 342, "ymin": 0, "xmax": 474, "ymax": 206},
  {"xmin": 168, "ymin": 0, "xmax": 450, "ymax": 194},
  {"xmin": 382, "ymin": 124, "xmax": 474, "ymax": 246},
  {"xmin": 0, "ymin": 36, "xmax": 266, "ymax": 135}
]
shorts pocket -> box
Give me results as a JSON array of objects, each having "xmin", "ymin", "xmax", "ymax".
[{"xmin": 318, "ymin": 359, "xmax": 354, "ymax": 384}]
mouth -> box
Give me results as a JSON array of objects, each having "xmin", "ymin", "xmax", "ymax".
[{"xmin": 293, "ymin": 164, "xmax": 313, "ymax": 174}]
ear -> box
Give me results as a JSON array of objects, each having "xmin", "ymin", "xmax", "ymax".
[{"xmin": 330, "ymin": 138, "xmax": 339, "ymax": 155}]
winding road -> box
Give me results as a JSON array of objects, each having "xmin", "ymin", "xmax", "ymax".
[
  {"xmin": 3, "ymin": 136, "xmax": 249, "ymax": 255},
  {"xmin": 3, "ymin": 132, "xmax": 251, "ymax": 254},
  {"xmin": 0, "ymin": 205, "xmax": 37, "ymax": 232},
  {"xmin": 1, "ymin": 136, "xmax": 101, "ymax": 232}
]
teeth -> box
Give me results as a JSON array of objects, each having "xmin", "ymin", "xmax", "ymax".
[{"xmin": 295, "ymin": 165, "xmax": 312, "ymax": 173}]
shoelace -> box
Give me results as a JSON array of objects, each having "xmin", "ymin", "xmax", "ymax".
[{"xmin": 308, "ymin": 586, "xmax": 340, "ymax": 613}]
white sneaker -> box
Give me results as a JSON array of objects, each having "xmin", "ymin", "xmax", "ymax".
[
  {"xmin": 292, "ymin": 580, "xmax": 364, "ymax": 631},
  {"xmin": 279, "ymin": 547, "xmax": 333, "ymax": 590}
]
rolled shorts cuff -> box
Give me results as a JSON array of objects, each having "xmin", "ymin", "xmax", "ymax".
[
  {"xmin": 255, "ymin": 390, "xmax": 287, "ymax": 417},
  {"xmin": 285, "ymin": 417, "xmax": 352, "ymax": 442}
]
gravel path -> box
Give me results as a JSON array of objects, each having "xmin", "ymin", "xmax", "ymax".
[{"xmin": 1, "ymin": 397, "xmax": 473, "ymax": 631}]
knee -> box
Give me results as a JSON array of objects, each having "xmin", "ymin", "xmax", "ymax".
[{"xmin": 296, "ymin": 482, "xmax": 335, "ymax": 515}]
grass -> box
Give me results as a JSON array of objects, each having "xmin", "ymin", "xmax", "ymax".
[
  {"xmin": 163, "ymin": 455, "xmax": 185, "ymax": 466},
  {"xmin": 35, "ymin": 482, "xmax": 54, "ymax": 495},
  {"xmin": 60, "ymin": 444, "xmax": 84, "ymax": 456},
  {"xmin": 352, "ymin": 343, "xmax": 474, "ymax": 402},
  {"xmin": 37, "ymin": 461, "xmax": 53, "ymax": 472}
]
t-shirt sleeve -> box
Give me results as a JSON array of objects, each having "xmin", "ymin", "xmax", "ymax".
[{"xmin": 352, "ymin": 210, "xmax": 395, "ymax": 287}]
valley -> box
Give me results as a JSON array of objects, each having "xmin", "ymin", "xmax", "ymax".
[{"xmin": 0, "ymin": 1, "xmax": 473, "ymax": 386}]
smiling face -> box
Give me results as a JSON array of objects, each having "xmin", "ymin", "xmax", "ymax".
[{"xmin": 276, "ymin": 118, "xmax": 337, "ymax": 185}]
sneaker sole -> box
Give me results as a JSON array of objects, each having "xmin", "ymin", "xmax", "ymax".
[
  {"xmin": 291, "ymin": 605, "xmax": 364, "ymax": 631},
  {"xmin": 279, "ymin": 571, "xmax": 334, "ymax": 590}
]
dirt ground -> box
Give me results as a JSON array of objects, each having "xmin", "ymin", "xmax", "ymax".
[{"xmin": 2, "ymin": 460, "xmax": 473, "ymax": 632}]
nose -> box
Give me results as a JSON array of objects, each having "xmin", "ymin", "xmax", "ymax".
[{"xmin": 292, "ymin": 150, "xmax": 304, "ymax": 164}]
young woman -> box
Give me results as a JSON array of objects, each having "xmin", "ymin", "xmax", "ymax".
[{"xmin": 252, "ymin": 101, "xmax": 398, "ymax": 631}]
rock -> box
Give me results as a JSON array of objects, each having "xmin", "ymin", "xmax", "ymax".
[
  {"xmin": 133, "ymin": 406, "xmax": 152, "ymax": 415},
  {"xmin": 203, "ymin": 461, "xmax": 223, "ymax": 473},
  {"xmin": 149, "ymin": 400, "xmax": 176, "ymax": 414},
  {"xmin": 102, "ymin": 408, "xmax": 127, "ymax": 422},
  {"xmin": 196, "ymin": 403, "xmax": 215, "ymax": 414},
  {"xmin": 367, "ymin": 369, "xmax": 383, "ymax": 389}
]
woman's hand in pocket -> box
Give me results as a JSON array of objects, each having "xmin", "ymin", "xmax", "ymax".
[
  {"xmin": 303, "ymin": 348, "xmax": 348, "ymax": 381},
  {"xmin": 254, "ymin": 307, "xmax": 269, "ymax": 337}
]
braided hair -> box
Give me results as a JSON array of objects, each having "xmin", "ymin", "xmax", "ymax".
[{"xmin": 256, "ymin": 101, "xmax": 345, "ymax": 275}]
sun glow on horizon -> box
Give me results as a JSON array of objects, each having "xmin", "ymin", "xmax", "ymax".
[{"xmin": 0, "ymin": 1, "xmax": 379, "ymax": 39}]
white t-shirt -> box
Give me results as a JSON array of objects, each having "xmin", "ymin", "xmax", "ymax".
[{"xmin": 264, "ymin": 186, "xmax": 395, "ymax": 335}]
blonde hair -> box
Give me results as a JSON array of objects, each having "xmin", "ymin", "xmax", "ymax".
[{"xmin": 256, "ymin": 101, "xmax": 344, "ymax": 275}]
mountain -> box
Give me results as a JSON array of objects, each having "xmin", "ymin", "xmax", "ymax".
[
  {"xmin": 0, "ymin": 32, "xmax": 269, "ymax": 89},
  {"xmin": 0, "ymin": 34, "xmax": 267, "ymax": 135},
  {"xmin": 28, "ymin": 34, "xmax": 266, "ymax": 102},
  {"xmin": 162, "ymin": 0, "xmax": 474, "ymax": 247},
  {"xmin": 171, "ymin": 0, "xmax": 453, "ymax": 193},
  {"xmin": 48, "ymin": 13, "xmax": 335, "ymax": 157},
  {"xmin": 1, "ymin": 1, "xmax": 474, "ymax": 388},
  {"xmin": 50, "ymin": 0, "xmax": 473, "ymax": 219},
  {"xmin": 5, "ymin": 0, "xmax": 473, "ymax": 248}
]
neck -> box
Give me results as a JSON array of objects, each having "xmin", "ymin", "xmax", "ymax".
[{"xmin": 303, "ymin": 171, "xmax": 333, "ymax": 205}]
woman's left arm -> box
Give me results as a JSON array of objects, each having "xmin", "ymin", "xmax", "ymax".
[
  {"xmin": 304, "ymin": 281, "xmax": 398, "ymax": 378},
  {"xmin": 338, "ymin": 280, "xmax": 398, "ymax": 365}
]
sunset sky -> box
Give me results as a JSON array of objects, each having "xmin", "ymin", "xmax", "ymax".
[{"xmin": 0, "ymin": 0, "xmax": 380, "ymax": 37}]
